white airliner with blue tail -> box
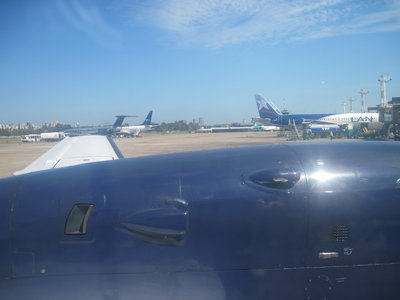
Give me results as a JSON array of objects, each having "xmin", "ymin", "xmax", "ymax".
[{"xmin": 116, "ymin": 111, "xmax": 154, "ymax": 137}]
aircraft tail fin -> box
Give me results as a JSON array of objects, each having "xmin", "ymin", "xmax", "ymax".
[
  {"xmin": 255, "ymin": 94, "xmax": 282, "ymax": 119},
  {"xmin": 141, "ymin": 111, "xmax": 153, "ymax": 125}
]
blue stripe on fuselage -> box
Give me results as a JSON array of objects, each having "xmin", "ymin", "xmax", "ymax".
[{"xmin": 270, "ymin": 113, "xmax": 334, "ymax": 125}]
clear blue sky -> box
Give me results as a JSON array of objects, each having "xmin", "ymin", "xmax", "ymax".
[{"xmin": 1, "ymin": 0, "xmax": 399, "ymax": 126}]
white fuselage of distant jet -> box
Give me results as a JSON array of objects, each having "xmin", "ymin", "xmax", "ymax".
[
  {"xmin": 318, "ymin": 113, "xmax": 379, "ymax": 125},
  {"xmin": 117, "ymin": 125, "xmax": 153, "ymax": 137}
]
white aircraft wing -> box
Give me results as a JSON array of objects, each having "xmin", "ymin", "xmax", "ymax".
[{"xmin": 14, "ymin": 135, "xmax": 123, "ymax": 176}]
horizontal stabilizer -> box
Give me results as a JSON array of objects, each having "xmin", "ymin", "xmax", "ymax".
[
  {"xmin": 113, "ymin": 115, "xmax": 137, "ymax": 128},
  {"xmin": 252, "ymin": 117, "xmax": 275, "ymax": 126}
]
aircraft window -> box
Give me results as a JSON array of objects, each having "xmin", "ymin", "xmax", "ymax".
[{"xmin": 65, "ymin": 204, "xmax": 94, "ymax": 235}]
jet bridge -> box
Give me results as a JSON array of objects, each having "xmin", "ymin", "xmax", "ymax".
[{"xmin": 379, "ymin": 97, "xmax": 400, "ymax": 140}]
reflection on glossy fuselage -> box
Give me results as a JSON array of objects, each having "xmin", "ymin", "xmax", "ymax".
[{"xmin": 0, "ymin": 142, "xmax": 399, "ymax": 299}]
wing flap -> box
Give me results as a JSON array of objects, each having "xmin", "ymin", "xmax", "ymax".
[{"xmin": 14, "ymin": 135, "xmax": 122, "ymax": 176}]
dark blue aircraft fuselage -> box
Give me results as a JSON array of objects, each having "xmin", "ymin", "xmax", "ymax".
[
  {"xmin": 259, "ymin": 112, "xmax": 333, "ymax": 125},
  {"xmin": 0, "ymin": 142, "xmax": 399, "ymax": 299}
]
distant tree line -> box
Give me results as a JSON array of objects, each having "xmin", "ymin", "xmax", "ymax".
[
  {"xmin": 0, "ymin": 123, "xmax": 72, "ymax": 136},
  {"xmin": 0, "ymin": 121, "xmax": 202, "ymax": 136},
  {"xmin": 0, "ymin": 129, "xmax": 37, "ymax": 136},
  {"xmin": 42, "ymin": 123, "xmax": 72, "ymax": 132},
  {"xmin": 154, "ymin": 121, "xmax": 200, "ymax": 133}
]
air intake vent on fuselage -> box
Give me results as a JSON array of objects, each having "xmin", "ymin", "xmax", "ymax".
[
  {"xmin": 332, "ymin": 225, "xmax": 350, "ymax": 242},
  {"xmin": 65, "ymin": 204, "xmax": 94, "ymax": 235}
]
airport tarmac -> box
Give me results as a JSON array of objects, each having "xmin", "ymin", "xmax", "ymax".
[{"xmin": 0, "ymin": 131, "xmax": 337, "ymax": 178}]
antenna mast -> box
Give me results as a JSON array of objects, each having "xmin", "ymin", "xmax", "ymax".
[
  {"xmin": 348, "ymin": 97, "xmax": 356, "ymax": 113},
  {"xmin": 359, "ymin": 89, "xmax": 369, "ymax": 113},
  {"xmin": 341, "ymin": 102, "xmax": 347, "ymax": 114},
  {"xmin": 378, "ymin": 75, "xmax": 392, "ymax": 107}
]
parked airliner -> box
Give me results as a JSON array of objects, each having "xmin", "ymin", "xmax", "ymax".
[
  {"xmin": 64, "ymin": 115, "xmax": 135, "ymax": 136},
  {"xmin": 255, "ymin": 94, "xmax": 333, "ymax": 125},
  {"xmin": 255, "ymin": 94, "xmax": 378, "ymax": 127},
  {"xmin": 116, "ymin": 111, "xmax": 153, "ymax": 137}
]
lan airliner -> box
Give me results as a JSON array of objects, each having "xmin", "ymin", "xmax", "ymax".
[{"xmin": 255, "ymin": 94, "xmax": 378, "ymax": 130}]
